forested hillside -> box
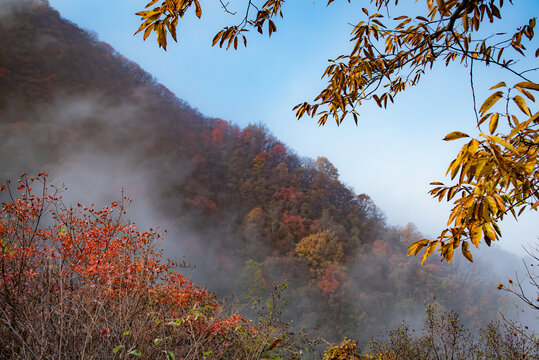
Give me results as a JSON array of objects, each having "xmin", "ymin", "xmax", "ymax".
[{"xmin": 0, "ymin": 0, "xmax": 515, "ymax": 343}]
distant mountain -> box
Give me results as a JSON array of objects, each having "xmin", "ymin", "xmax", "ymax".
[{"xmin": 0, "ymin": 0, "xmax": 520, "ymax": 342}]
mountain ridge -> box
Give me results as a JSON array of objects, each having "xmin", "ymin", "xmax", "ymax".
[{"xmin": 0, "ymin": 0, "xmax": 516, "ymax": 342}]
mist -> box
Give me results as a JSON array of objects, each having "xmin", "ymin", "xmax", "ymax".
[{"xmin": 1, "ymin": 0, "xmax": 537, "ymax": 346}]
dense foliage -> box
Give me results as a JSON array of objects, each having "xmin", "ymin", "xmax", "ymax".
[{"xmin": 0, "ymin": 0, "xmax": 524, "ymax": 344}]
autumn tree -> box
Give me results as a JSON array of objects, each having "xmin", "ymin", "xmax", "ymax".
[
  {"xmin": 135, "ymin": 0, "xmax": 537, "ymax": 263},
  {"xmin": 295, "ymin": 230, "xmax": 344, "ymax": 276}
]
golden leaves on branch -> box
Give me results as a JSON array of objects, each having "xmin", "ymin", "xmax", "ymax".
[
  {"xmin": 291, "ymin": 1, "xmax": 535, "ymax": 126},
  {"xmin": 212, "ymin": 26, "xmax": 248, "ymax": 50},
  {"xmin": 135, "ymin": 0, "xmax": 286, "ymax": 51},
  {"xmin": 409, "ymin": 81, "xmax": 539, "ymax": 263},
  {"xmin": 135, "ymin": 0, "xmax": 202, "ymax": 50}
]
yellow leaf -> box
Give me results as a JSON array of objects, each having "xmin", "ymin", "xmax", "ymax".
[
  {"xmin": 143, "ymin": 24, "xmax": 154, "ymax": 40},
  {"xmin": 134, "ymin": 21, "xmax": 148, "ymax": 35},
  {"xmin": 491, "ymin": 135, "xmax": 516, "ymax": 152},
  {"xmin": 461, "ymin": 241, "xmax": 473, "ymax": 262},
  {"xmin": 481, "ymin": 133, "xmax": 516, "ymax": 152},
  {"xmin": 489, "ymin": 113, "xmax": 499, "ymax": 134},
  {"xmin": 478, "ymin": 112, "xmax": 490, "ymax": 126},
  {"xmin": 467, "ymin": 139, "xmax": 479, "ymax": 154},
  {"xmin": 470, "ymin": 225, "xmax": 481, "ymax": 247},
  {"xmin": 443, "ymin": 131, "xmax": 469, "ymax": 141},
  {"xmin": 212, "ymin": 30, "xmax": 224, "ymax": 46},
  {"xmin": 194, "ymin": 0, "xmax": 202, "ymax": 19},
  {"xmin": 513, "ymin": 95, "xmax": 531, "ymax": 116},
  {"xmin": 421, "ymin": 241, "xmax": 438, "ymax": 265},
  {"xmin": 489, "ymin": 82, "xmax": 506, "ymax": 90},
  {"xmin": 165, "ymin": 18, "xmax": 177, "ymax": 42},
  {"xmin": 145, "ymin": 0, "xmax": 160, "ymax": 8},
  {"xmin": 515, "ymin": 87, "xmax": 536, "ymax": 102},
  {"xmin": 483, "ymin": 223, "xmax": 496, "ymax": 242},
  {"xmin": 486, "ymin": 196, "xmax": 498, "ymax": 213},
  {"xmin": 529, "ymin": 111, "xmax": 539, "ymax": 123},
  {"xmin": 176, "ymin": 0, "xmax": 186, "ymax": 11},
  {"xmin": 407, "ymin": 239, "xmax": 429, "ymax": 257},
  {"xmin": 474, "ymin": 159, "xmax": 487, "ymax": 178},
  {"xmin": 508, "ymin": 118, "xmax": 531, "ymax": 138},
  {"xmin": 479, "ymin": 91, "xmax": 503, "ymax": 115},
  {"xmin": 493, "ymin": 194, "xmax": 506, "ymax": 212},
  {"xmin": 515, "ymin": 81, "xmax": 539, "ymax": 91},
  {"xmin": 447, "ymin": 208, "xmax": 460, "ymax": 226},
  {"xmin": 444, "ymin": 242, "xmax": 454, "ymax": 263},
  {"xmin": 157, "ymin": 23, "xmax": 167, "ymax": 50}
]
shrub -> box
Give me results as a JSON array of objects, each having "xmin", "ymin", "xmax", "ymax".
[
  {"xmin": 0, "ymin": 174, "xmax": 311, "ymax": 359},
  {"xmin": 362, "ymin": 303, "xmax": 538, "ymax": 360}
]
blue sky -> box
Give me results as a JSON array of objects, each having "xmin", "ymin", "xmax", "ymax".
[{"xmin": 47, "ymin": 0, "xmax": 538, "ymax": 256}]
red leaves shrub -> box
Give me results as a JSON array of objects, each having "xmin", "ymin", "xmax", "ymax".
[
  {"xmin": 282, "ymin": 211, "xmax": 305, "ymax": 238},
  {"xmin": 211, "ymin": 126, "xmax": 224, "ymax": 144},
  {"xmin": 269, "ymin": 143, "xmax": 287, "ymax": 162},
  {"xmin": 317, "ymin": 264, "xmax": 347, "ymax": 295},
  {"xmin": 0, "ymin": 174, "xmax": 263, "ymax": 359},
  {"xmin": 273, "ymin": 186, "xmax": 297, "ymax": 203}
]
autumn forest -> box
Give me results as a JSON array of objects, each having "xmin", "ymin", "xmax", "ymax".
[{"xmin": 0, "ymin": 0, "xmax": 538, "ymax": 358}]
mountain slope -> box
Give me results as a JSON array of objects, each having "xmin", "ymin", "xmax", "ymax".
[{"xmin": 0, "ymin": 0, "xmax": 509, "ymax": 342}]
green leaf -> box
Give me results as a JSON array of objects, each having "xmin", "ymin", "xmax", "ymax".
[
  {"xmin": 128, "ymin": 349, "xmax": 142, "ymax": 357},
  {"xmin": 113, "ymin": 345, "xmax": 124, "ymax": 354},
  {"xmin": 165, "ymin": 350, "xmax": 175, "ymax": 360},
  {"xmin": 203, "ymin": 350, "xmax": 214, "ymax": 357},
  {"xmin": 167, "ymin": 319, "xmax": 182, "ymax": 326}
]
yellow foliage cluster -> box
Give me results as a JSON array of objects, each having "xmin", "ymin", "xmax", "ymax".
[
  {"xmin": 323, "ymin": 338, "xmax": 361, "ymax": 360},
  {"xmin": 295, "ymin": 230, "xmax": 343, "ymax": 275}
]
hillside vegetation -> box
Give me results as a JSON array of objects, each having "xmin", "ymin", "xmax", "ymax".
[{"xmin": 0, "ymin": 0, "xmax": 531, "ymax": 350}]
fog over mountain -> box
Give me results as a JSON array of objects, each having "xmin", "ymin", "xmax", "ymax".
[{"xmin": 1, "ymin": 0, "xmax": 536, "ymax": 343}]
